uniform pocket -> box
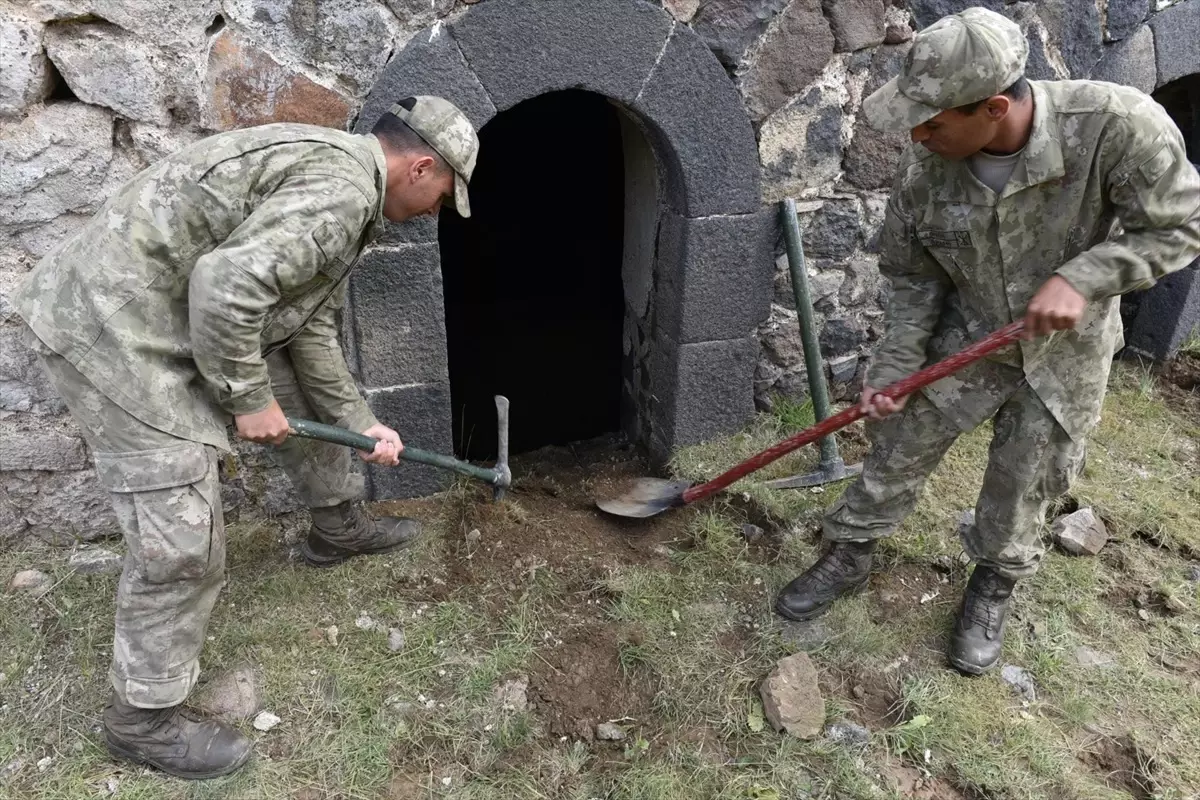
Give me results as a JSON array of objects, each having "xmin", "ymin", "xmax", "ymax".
[{"xmin": 94, "ymin": 443, "xmax": 223, "ymax": 584}]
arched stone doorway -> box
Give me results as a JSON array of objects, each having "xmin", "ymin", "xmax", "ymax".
[{"xmin": 344, "ymin": 0, "xmax": 774, "ymax": 498}]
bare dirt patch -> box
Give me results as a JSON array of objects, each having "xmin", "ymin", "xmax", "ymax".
[
  {"xmin": 527, "ymin": 622, "xmax": 657, "ymax": 741},
  {"xmin": 1157, "ymin": 351, "xmax": 1200, "ymax": 423},
  {"xmin": 882, "ymin": 763, "xmax": 968, "ymax": 800},
  {"xmin": 1077, "ymin": 734, "xmax": 1158, "ymax": 800},
  {"xmin": 870, "ymin": 563, "xmax": 952, "ymax": 624}
]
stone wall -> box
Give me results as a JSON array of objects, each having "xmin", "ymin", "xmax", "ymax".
[{"xmin": 1, "ymin": 0, "xmax": 1196, "ymax": 544}]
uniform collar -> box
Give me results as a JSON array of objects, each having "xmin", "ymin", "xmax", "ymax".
[
  {"xmin": 363, "ymin": 133, "xmax": 389, "ymax": 232},
  {"xmin": 931, "ymin": 80, "xmax": 1065, "ymax": 204}
]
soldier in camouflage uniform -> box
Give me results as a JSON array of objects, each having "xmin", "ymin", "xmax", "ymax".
[
  {"xmin": 775, "ymin": 8, "xmax": 1200, "ymax": 675},
  {"xmin": 13, "ymin": 96, "xmax": 480, "ymax": 778}
]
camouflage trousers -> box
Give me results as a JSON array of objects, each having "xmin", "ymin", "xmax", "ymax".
[
  {"xmin": 824, "ymin": 375, "xmax": 1086, "ymax": 581},
  {"xmin": 31, "ymin": 332, "xmax": 362, "ymax": 708}
]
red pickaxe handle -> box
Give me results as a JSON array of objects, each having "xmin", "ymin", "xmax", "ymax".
[{"xmin": 681, "ymin": 320, "xmax": 1027, "ymax": 504}]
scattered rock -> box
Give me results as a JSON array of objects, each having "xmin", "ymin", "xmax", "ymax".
[
  {"xmin": 1138, "ymin": 609, "xmax": 1151, "ymax": 622},
  {"xmin": 252, "ymin": 710, "xmax": 280, "ymax": 732},
  {"xmin": 741, "ymin": 0, "xmax": 835, "ymax": 121},
  {"xmin": 204, "ymin": 27, "xmax": 352, "ymax": 131},
  {"xmin": 1052, "ymin": 508, "xmax": 1108, "ymax": 556},
  {"xmin": 36, "ymin": 755, "xmax": 51, "ymax": 772},
  {"xmin": 465, "ymin": 528, "xmax": 482, "ymax": 546},
  {"xmin": 68, "ymin": 547, "xmax": 123, "ymax": 575},
  {"xmin": 9, "ymin": 569, "xmax": 52, "ymax": 597},
  {"xmin": 823, "ymin": 0, "xmax": 886, "ymax": 52},
  {"xmin": 779, "ymin": 618, "xmax": 832, "ymax": 651},
  {"xmin": 851, "ymin": 684, "xmax": 865, "ymax": 699},
  {"xmin": 325, "ymin": 625, "xmax": 339, "ymax": 646},
  {"xmin": 825, "ymin": 719, "xmax": 871, "ymax": 746},
  {"xmin": 44, "ymin": 22, "xmax": 175, "ymax": 126},
  {"xmin": 956, "ymin": 509, "xmax": 976, "ymax": 538},
  {"xmin": 1187, "ymin": 565, "xmax": 1200, "ymax": 582},
  {"xmin": 492, "ymin": 677, "xmax": 528, "ymax": 712},
  {"xmin": 662, "ymin": 0, "xmax": 700, "ymax": 23},
  {"xmin": 0, "ymin": 758, "xmax": 24, "ymax": 779},
  {"xmin": 1163, "ymin": 593, "xmax": 1189, "ymax": 615},
  {"xmin": 1000, "ymin": 665, "xmax": 1037, "ymax": 702},
  {"xmin": 741, "ymin": 523, "xmax": 765, "ymax": 544},
  {"xmin": 933, "ymin": 554, "xmax": 956, "ymax": 573},
  {"xmin": 828, "ymin": 354, "xmax": 859, "ymax": 384},
  {"xmin": 595, "ymin": 722, "xmax": 626, "ymax": 741},
  {"xmin": 355, "ymin": 613, "xmax": 382, "ymax": 632},
  {"xmin": 0, "ymin": 10, "xmax": 54, "ymax": 119},
  {"xmin": 760, "ymin": 652, "xmax": 825, "ymax": 739},
  {"xmin": 1073, "ymin": 646, "xmax": 1116, "ymax": 669},
  {"xmin": 192, "ymin": 665, "xmax": 263, "ymax": 721},
  {"xmin": 387, "ymin": 627, "xmax": 406, "ymax": 653}
]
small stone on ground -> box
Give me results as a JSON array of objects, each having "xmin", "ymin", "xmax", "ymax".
[
  {"xmin": 9, "ymin": 570, "xmax": 52, "ymax": 597},
  {"xmin": 192, "ymin": 665, "xmax": 262, "ymax": 721},
  {"xmin": 492, "ymin": 677, "xmax": 528, "ymax": 712},
  {"xmin": 779, "ymin": 618, "xmax": 832, "ymax": 651},
  {"xmin": 253, "ymin": 711, "xmax": 281, "ymax": 732},
  {"xmin": 760, "ymin": 652, "xmax": 824, "ymax": 739},
  {"xmin": 1187, "ymin": 565, "xmax": 1200, "ymax": 582},
  {"xmin": 595, "ymin": 722, "xmax": 625, "ymax": 741},
  {"xmin": 1000, "ymin": 665, "xmax": 1037, "ymax": 701},
  {"xmin": 825, "ymin": 719, "xmax": 870, "ymax": 747},
  {"xmin": 1052, "ymin": 507, "xmax": 1108, "ymax": 556},
  {"xmin": 1073, "ymin": 646, "xmax": 1116, "ymax": 669},
  {"xmin": 387, "ymin": 627, "xmax": 406, "ymax": 652}
]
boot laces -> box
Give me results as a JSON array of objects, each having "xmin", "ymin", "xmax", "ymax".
[
  {"xmin": 963, "ymin": 571, "xmax": 1011, "ymax": 632},
  {"xmin": 808, "ymin": 544, "xmax": 864, "ymax": 586}
]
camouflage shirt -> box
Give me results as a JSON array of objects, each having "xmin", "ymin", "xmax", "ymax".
[
  {"xmin": 871, "ymin": 79, "xmax": 1200, "ymax": 440},
  {"xmin": 13, "ymin": 124, "xmax": 388, "ymax": 451}
]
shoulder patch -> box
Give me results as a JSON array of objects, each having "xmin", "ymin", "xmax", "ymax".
[{"xmin": 917, "ymin": 228, "xmax": 973, "ymax": 249}]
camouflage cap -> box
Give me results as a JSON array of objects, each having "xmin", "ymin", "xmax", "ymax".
[
  {"xmin": 862, "ymin": 7, "xmax": 1028, "ymax": 133},
  {"xmin": 389, "ymin": 95, "xmax": 479, "ymax": 217}
]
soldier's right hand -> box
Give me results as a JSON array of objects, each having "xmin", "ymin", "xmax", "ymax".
[
  {"xmin": 235, "ymin": 399, "xmax": 291, "ymax": 445},
  {"xmin": 859, "ymin": 386, "xmax": 909, "ymax": 421}
]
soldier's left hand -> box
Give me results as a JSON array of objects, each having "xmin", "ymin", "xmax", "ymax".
[
  {"xmin": 1023, "ymin": 276, "xmax": 1087, "ymax": 339},
  {"xmin": 359, "ymin": 423, "xmax": 404, "ymax": 466}
]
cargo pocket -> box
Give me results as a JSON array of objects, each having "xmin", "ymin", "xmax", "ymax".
[{"xmin": 94, "ymin": 442, "xmax": 224, "ymax": 584}]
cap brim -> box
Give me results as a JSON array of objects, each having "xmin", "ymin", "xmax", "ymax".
[
  {"xmin": 862, "ymin": 76, "xmax": 944, "ymax": 133},
  {"xmin": 453, "ymin": 172, "xmax": 471, "ymax": 218}
]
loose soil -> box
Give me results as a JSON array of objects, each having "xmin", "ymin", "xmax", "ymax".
[
  {"xmin": 1077, "ymin": 734, "xmax": 1158, "ymax": 800},
  {"xmin": 1157, "ymin": 350, "xmax": 1200, "ymax": 423}
]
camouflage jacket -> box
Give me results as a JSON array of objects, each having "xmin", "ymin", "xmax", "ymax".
[
  {"xmin": 871, "ymin": 79, "xmax": 1200, "ymax": 440},
  {"xmin": 13, "ymin": 124, "xmax": 387, "ymax": 451}
]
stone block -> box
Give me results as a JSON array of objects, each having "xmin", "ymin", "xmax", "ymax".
[
  {"xmin": 222, "ymin": 0, "xmax": 404, "ymax": 95},
  {"xmin": 844, "ymin": 43, "xmax": 910, "ymax": 190},
  {"xmin": 1, "ymin": 469, "xmax": 118, "ymax": 544},
  {"xmin": 740, "ymin": 0, "xmax": 835, "ymax": 121},
  {"xmin": 1124, "ymin": 257, "xmax": 1200, "ymax": 361},
  {"xmin": 0, "ymin": 101, "xmax": 114, "ymax": 230},
  {"xmin": 907, "ymin": 0, "xmax": 1003, "ymax": 29},
  {"xmin": 0, "ymin": 10, "xmax": 54, "ymax": 119},
  {"xmin": 204, "ymin": 28, "xmax": 352, "ymax": 130},
  {"xmin": 663, "ymin": 0, "xmax": 700, "ymax": 23},
  {"xmin": 652, "ymin": 336, "xmax": 758, "ymax": 455},
  {"xmin": 363, "ymin": 383, "xmax": 454, "ymax": 499},
  {"xmin": 44, "ymin": 22, "xmax": 174, "ymax": 126},
  {"xmin": 1151, "ymin": 0, "xmax": 1200, "ymax": 87},
  {"xmin": 1106, "ymin": 0, "xmax": 1151, "ymax": 42},
  {"xmin": 759, "ymin": 82, "xmax": 845, "ymax": 200},
  {"xmin": 820, "ymin": 315, "xmax": 871, "ymax": 354},
  {"xmin": 452, "ymin": 0, "xmax": 672, "ymax": 111},
  {"xmin": 35, "ymin": 0, "xmax": 221, "ymax": 49},
  {"xmin": 803, "ymin": 199, "xmax": 860, "ymax": 260},
  {"xmin": 633, "ymin": 26, "xmax": 762, "ymax": 216},
  {"xmin": 68, "ymin": 546, "xmax": 123, "ymax": 575},
  {"xmin": 690, "ymin": 0, "xmax": 789, "ymax": 68},
  {"xmin": 654, "ymin": 209, "xmax": 777, "ymax": 343},
  {"xmin": 0, "ymin": 423, "xmax": 87, "ymax": 471},
  {"xmin": 1052, "ymin": 507, "xmax": 1108, "ymax": 556},
  {"xmin": 353, "ymin": 23, "xmax": 496, "ymax": 134},
  {"xmin": 760, "ymin": 652, "xmax": 824, "ymax": 739},
  {"xmin": 0, "ymin": 322, "xmax": 65, "ymax": 415},
  {"xmin": 348, "ymin": 244, "xmax": 449, "ymax": 388},
  {"xmin": 1090, "ymin": 25, "xmax": 1156, "ymax": 92},
  {"xmin": 823, "ymin": 0, "xmax": 886, "ymax": 52},
  {"xmin": 1037, "ymin": 0, "xmax": 1104, "ymax": 78}
]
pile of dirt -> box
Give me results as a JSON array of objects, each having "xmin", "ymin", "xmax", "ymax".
[
  {"xmin": 1156, "ymin": 351, "xmax": 1200, "ymax": 423},
  {"xmin": 1077, "ymin": 734, "xmax": 1158, "ymax": 800}
]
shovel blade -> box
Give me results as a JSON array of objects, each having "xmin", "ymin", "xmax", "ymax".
[{"xmin": 596, "ymin": 478, "xmax": 691, "ymax": 519}]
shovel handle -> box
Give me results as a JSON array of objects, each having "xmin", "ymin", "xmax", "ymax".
[{"xmin": 681, "ymin": 320, "xmax": 1027, "ymax": 505}]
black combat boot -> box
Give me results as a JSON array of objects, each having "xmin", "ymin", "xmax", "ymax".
[
  {"xmin": 301, "ymin": 500, "xmax": 422, "ymax": 567},
  {"xmin": 775, "ymin": 540, "xmax": 877, "ymax": 621},
  {"xmin": 103, "ymin": 693, "xmax": 252, "ymax": 780},
  {"xmin": 949, "ymin": 566, "xmax": 1016, "ymax": 675}
]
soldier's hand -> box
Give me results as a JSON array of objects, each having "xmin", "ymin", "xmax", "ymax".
[
  {"xmin": 1023, "ymin": 275, "xmax": 1087, "ymax": 339},
  {"xmin": 235, "ymin": 400, "xmax": 290, "ymax": 445},
  {"xmin": 860, "ymin": 386, "xmax": 908, "ymax": 421},
  {"xmin": 359, "ymin": 423, "xmax": 403, "ymax": 466}
]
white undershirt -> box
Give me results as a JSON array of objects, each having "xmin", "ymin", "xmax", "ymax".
[{"xmin": 967, "ymin": 147, "xmax": 1025, "ymax": 194}]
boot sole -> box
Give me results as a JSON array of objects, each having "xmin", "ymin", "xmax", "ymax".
[
  {"xmin": 774, "ymin": 574, "xmax": 870, "ymax": 622},
  {"xmin": 300, "ymin": 536, "xmax": 417, "ymax": 568},
  {"xmin": 106, "ymin": 737, "xmax": 252, "ymax": 780}
]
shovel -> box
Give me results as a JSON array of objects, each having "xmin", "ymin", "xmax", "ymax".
[
  {"xmin": 286, "ymin": 395, "xmax": 512, "ymax": 500},
  {"xmin": 596, "ymin": 321, "xmax": 1026, "ymax": 518}
]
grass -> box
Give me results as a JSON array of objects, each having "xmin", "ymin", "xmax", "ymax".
[{"xmin": 2, "ymin": 361, "xmax": 1199, "ymax": 799}]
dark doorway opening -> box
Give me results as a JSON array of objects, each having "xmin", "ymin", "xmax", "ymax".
[
  {"xmin": 438, "ymin": 91, "xmax": 626, "ymax": 461},
  {"xmin": 1153, "ymin": 74, "xmax": 1200, "ymax": 164}
]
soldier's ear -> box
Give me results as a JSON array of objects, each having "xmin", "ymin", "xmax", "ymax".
[{"xmin": 985, "ymin": 95, "xmax": 1011, "ymax": 121}]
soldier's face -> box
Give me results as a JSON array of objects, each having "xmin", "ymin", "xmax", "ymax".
[
  {"xmin": 910, "ymin": 103, "xmax": 1004, "ymax": 160},
  {"xmin": 384, "ymin": 156, "xmax": 455, "ymax": 221}
]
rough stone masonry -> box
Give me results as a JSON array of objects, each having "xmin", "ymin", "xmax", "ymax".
[{"xmin": 1, "ymin": 0, "xmax": 1197, "ymax": 544}]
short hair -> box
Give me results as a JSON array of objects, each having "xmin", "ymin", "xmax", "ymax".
[
  {"xmin": 953, "ymin": 76, "xmax": 1030, "ymax": 114},
  {"xmin": 370, "ymin": 99, "xmax": 450, "ymax": 172}
]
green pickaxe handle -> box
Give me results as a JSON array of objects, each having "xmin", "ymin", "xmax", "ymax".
[{"xmin": 286, "ymin": 395, "xmax": 512, "ymax": 498}]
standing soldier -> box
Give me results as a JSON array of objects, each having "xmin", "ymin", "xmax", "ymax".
[
  {"xmin": 774, "ymin": 8, "xmax": 1200, "ymax": 674},
  {"xmin": 13, "ymin": 96, "xmax": 479, "ymax": 778}
]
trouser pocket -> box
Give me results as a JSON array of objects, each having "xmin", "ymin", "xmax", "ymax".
[{"xmin": 94, "ymin": 442, "xmax": 223, "ymax": 584}]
